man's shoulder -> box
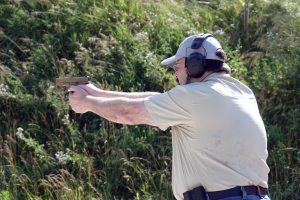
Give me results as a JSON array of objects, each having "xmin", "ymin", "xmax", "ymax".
[
  {"xmin": 204, "ymin": 73, "xmax": 254, "ymax": 97},
  {"xmin": 204, "ymin": 72, "xmax": 246, "ymax": 86},
  {"xmin": 183, "ymin": 72, "xmax": 254, "ymax": 97}
]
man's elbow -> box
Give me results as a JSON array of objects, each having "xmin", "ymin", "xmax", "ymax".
[
  {"xmin": 122, "ymin": 112, "xmax": 137, "ymax": 125},
  {"xmin": 122, "ymin": 112, "xmax": 156, "ymax": 126},
  {"xmin": 119, "ymin": 101, "xmax": 154, "ymax": 126}
]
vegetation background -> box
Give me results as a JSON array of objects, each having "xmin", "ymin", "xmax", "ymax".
[{"xmin": 0, "ymin": 0, "xmax": 299, "ymax": 199}]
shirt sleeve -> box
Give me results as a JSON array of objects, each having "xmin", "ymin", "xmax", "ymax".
[{"xmin": 144, "ymin": 86, "xmax": 193, "ymax": 131}]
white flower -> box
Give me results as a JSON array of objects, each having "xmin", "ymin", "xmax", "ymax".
[
  {"xmin": 55, "ymin": 151, "xmax": 69, "ymax": 164},
  {"xmin": 187, "ymin": 28, "xmax": 199, "ymax": 35},
  {"xmin": 16, "ymin": 127, "xmax": 24, "ymax": 138},
  {"xmin": 136, "ymin": 31, "xmax": 148, "ymax": 41},
  {"xmin": 215, "ymin": 29, "xmax": 225, "ymax": 35},
  {"xmin": 145, "ymin": 52, "xmax": 157, "ymax": 63},
  {"xmin": 145, "ymin": 52, "xmax": 153, "ymax": 59},
  {"xmin": 16, "ymin": 132, "xmax": 23, "ymax": 138}
]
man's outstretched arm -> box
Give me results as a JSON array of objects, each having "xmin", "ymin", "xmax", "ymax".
[
  {"xmin": 79, "ymin": 83, "xmax": 160, "ymax": 99},
  {"xmin": 68, "ymin": 85, "xmax": 157, "ymax": 126}
]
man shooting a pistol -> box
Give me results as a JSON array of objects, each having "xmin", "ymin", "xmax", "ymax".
[{"xmin": 68, "ymin": 34, "xmax": 271, "ymax": 200}]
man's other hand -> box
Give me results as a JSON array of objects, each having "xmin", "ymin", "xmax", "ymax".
[
  {"xmin": 77, "ymin": 83, "xmax": 102, "ymax": 97},
  {"xmin": 68, "ymin": 85, "xmax": 90, "ymax": 113}
]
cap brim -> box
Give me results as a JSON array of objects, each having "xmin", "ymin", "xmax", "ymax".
[{"xmin": 161, "ymin": 55, "xmax": 184, "ymax": 65}]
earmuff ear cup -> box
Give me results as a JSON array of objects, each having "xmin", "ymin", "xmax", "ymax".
[{"xmin": 186, "ymin": 53, "xmax": 206, "ymax": 78}]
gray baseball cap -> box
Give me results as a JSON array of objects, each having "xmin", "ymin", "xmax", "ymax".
[{"xmin": 161, "ymin": 34, "xmax": 225, "ymax": 66}]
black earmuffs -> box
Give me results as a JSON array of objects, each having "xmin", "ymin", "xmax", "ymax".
[{"xmin": 185, "ymin": 34, "xmax": 214, "ymax": 78}]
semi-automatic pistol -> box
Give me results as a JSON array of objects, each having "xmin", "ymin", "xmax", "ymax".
[{"xmin": 55, "ymin": 76, "xmax": 90, "ymax": 88}]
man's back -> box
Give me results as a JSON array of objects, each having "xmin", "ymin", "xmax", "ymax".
[{"xmin": 144, "ymin": 72, "xmax": 269, "ymax": 200}]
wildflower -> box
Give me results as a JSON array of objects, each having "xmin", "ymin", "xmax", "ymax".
[
  {"xmin": 145, "ymin": 52, "xmax": 154, "ymax": 59},
  {"xmin": 16, "ymin": 132, "xmax": 22, "ymax": 138},
  {"xmin": 266, "ymin": 31, "xmax": 274, "ymax": 41},
  {"xmin": 0, "ymin": 83, "xmax": 9, "ymax": 95},
  {"xmin": 136, "ymin": 31, "xmax": 148, "ymax": 42},
  {"xmin": 215, "ymin": 29, "xmax": 225, "ymax": 35},
  {"xmin": 55, "ymin": 151, "xmax": 69, "ymax": 164},
  {"xmin": 62, "ymin": 114, "xmax": 70, "ymax": 125},
  {"xmin": 187, "ymin": 28, "xmax": 199, "ymax": 35},
  {"xmin": 16, "ymin": 127, "xmax": 24, "ymax": 138},
  {"xmin": 145, "ymin": 52, "xmax": 157, "ymax": 64}
]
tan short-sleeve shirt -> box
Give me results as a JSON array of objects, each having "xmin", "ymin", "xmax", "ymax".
[{"xmin": 144, "ymin": 72, "xmax": 269, "ymax": 200}]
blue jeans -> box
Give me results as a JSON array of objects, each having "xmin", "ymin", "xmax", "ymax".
[{"xmin": 218, "ymin": 194, "xmax": 271, "ymax": 200}]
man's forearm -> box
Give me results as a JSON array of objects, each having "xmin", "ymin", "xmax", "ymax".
[
  {"xmin": 84, "ymin": 96, "xmax": 156, "ymax": 126},
  {"xmin": 85, "ymin": 96, "xmax": 129, "ymax": 124},
  {"xmin": 94, "ymin": 89, "xmax": 160, "ymax": 99}
]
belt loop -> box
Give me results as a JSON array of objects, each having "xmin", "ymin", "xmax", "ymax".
[
  {"xmin": 240, "ymin": 186, "xmax": 247, "ymax": 199},
  {"xmin": 256, "ymin": 186, "xmax": 263, "ymax": 198},
  {"xmin": 183, "ymin": 191, "xmax": 194, "ymax": 200},
  {"xmin": 205, "ymin": 192, "xmax": 210, "ymax": 200}
]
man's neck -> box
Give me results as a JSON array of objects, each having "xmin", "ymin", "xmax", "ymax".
[{"xmin": 189, "ymin": 71, "xmax": 214, "ymax": 83}]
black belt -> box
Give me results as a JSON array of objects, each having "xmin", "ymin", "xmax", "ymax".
[{"xmin": 183, "ymin": 185, "xmax": 268, "ymax": 200}]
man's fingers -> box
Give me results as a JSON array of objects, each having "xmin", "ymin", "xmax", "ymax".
[
  {"xmin": 68, "ymin": 85, "xmax": 80, "ymax": 97},
  {"xmin": 68, "ymin": 85, "xmax": 78, "ymax": 92},
  {"xmin": 68, "ymin": 85, "xmax": 89, "ymax": 98}
]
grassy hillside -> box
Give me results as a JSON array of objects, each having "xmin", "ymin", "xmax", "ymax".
[{"xmin": 0, "ymin": 0, "xmax": 299, "ymax": 199}]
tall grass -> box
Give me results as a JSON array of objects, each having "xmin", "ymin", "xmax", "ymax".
[{"xmin": 0, "ymin": 0, "xmax": 299, "ymax": 199}]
